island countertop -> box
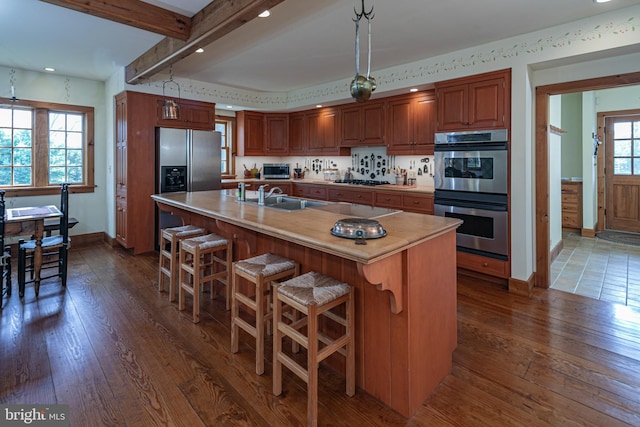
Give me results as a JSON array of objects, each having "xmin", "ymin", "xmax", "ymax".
[{"xmin": 151, "ymin": 189, "xmax": 460, "ymax": 265}]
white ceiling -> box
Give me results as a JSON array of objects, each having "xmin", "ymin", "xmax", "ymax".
[{"xmin": 1, "ymin": 0, "xmax": 639, "ymax": 100}]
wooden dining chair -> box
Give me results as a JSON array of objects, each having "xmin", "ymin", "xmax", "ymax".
[
  {"xmin": 18, "ymin": 183, "xmax": 70, "ymax": 297},
  {"xmin": 0, "ymin": 190, "xmax": 11, "ymax": 308}
]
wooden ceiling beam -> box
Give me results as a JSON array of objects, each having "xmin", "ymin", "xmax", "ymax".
[
  {"xmin": 41, "ymin": 0, "xmax": 192, "ymax": 41},
  {"xmin": 124, "ymin": 0, "xmax": 286, "ymax": 85}
]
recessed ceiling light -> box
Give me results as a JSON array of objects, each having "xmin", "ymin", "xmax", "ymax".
[
  {"xmin": 315, "ymin": 104, "xmax": 323, "ymax": 108},
  {"xmin": 195, "ymin": 48, "xmax": 204, "ymax": 53},
  {"xmin": 594, "ymin": 0, "xmax": 612, "ymax": 3},
  {"xmin": 44, "ymin": 67, "xmax": 55, "ymax": 72},
  {"xmin": 409, "ymin": 88, "xmax": 418, "ymax": 92},
  {"xmin": 258, "ymin": 10, "xmax": 270, "ymax": 18},
  {"xmin": 226, "ymin": 105, "xmax": 233, "ymax": 109}
]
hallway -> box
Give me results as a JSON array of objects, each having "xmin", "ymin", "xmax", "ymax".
[{"xmin": 551, "ymin": 232, "xmax": 640, "ymax": 308}]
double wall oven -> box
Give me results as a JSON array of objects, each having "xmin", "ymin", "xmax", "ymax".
[{"xmin": 434, "ymin": 129, "xmax": 509, "ymax": 260}]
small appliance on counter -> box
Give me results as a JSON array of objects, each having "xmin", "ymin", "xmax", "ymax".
[
  {"xmin": 323, "ymin": 169, "xmax": 340, "ymax": 181},
  {"xmin": 263, "ymin": 163, "xmax": 290, "ymax": 179}
]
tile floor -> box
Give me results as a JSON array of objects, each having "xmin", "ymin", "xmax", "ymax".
[{"xmin": 551, "ymin": 232, "xmax": 640, "ymax": 308}]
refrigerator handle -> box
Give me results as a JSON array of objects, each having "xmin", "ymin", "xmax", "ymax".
[{"xmin": 186, "ymin": 129, "xmax": 193, "ymax": 192}]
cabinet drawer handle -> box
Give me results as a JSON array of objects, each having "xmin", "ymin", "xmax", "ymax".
[{"xmin": 483, "ymin": 262, "xmax": 489, "ymax": 267}]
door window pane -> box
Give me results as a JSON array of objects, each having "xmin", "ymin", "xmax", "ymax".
[
  {"xmin": 614, "ymin": 121, "xmax": 632, "ymax": 139},
  {"xmin": 613, "ymin": 119, "xmax": 640, "ymax": 176},
  {"xmin": 614, "ymin": 158, "xmax": 632, "ymax": 175},
  {"xmin": 614, "ymin": 140, "xmax": 631, "ymax": 156}
]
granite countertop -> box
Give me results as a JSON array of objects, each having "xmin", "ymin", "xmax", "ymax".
[{"xmin": 152, "ymin": 190, "xmax": 458, "ymax": 265}]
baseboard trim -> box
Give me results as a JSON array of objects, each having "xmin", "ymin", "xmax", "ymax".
[
  {"xmin": 550, "ymin": 240, "xmax": 563, "ymax": 264},
  {"xmin": 581, "ymin": 228, "xmax": 596, "ymax": 238},
  {"xmin": 70, "ymin": 232, "xmax": 104, "ymax": 247},
  {"xmin": 508, "ymin": 272, "xmax": 535, "ymax": 296}
]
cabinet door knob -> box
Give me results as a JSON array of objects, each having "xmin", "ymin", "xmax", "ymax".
[{"xmin": 483, "ymin": 262, "xmax": 488, "ymax": 267}]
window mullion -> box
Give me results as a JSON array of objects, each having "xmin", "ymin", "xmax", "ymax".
[{"xmin": 33, "ymin": 108, "xmax": 49, "ymax": 187}]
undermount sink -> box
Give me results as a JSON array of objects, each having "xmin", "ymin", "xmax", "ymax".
[{"xmin": 241, "ymin": 195, "xmax": 328, "ymax": 211}]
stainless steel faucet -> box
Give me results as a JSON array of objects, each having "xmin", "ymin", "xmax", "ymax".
[{"xmin": 257, "ymin": 184, "xmax": 283, "ymax": 205}]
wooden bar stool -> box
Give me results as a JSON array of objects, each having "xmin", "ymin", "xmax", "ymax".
[
  {"xmin": 272, "ymin": 271, "xmax": 355, "ymax": 427},
  {"xmin": 231, "ymin": 253, "xmax": 299, "ymax": 375},
  {"xmin": 158, "ymin": 225, "xmax": 207, "ymax": 302},
  {"xmin": 178, "ymin": 233, "xmax": 232, "ymax": 323}
]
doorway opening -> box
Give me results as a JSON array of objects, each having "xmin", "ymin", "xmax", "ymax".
[{"xmin": 535, "ymin": 71, "xmax": 640, "ymax": 289}]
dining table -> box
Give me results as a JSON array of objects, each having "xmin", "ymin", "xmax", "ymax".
[{"xmin": 5, "ymin": 205, "xmax": 63, "ymax": 297}]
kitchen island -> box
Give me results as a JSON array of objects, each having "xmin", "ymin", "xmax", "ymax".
[{"xmin": 152, "ymin": 190, "xmax": 461, "ymax": 418}]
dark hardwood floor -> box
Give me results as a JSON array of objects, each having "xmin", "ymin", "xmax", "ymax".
[{"xmin": 1, "ymin": 242, "xmax": 639, "ymax": 426}]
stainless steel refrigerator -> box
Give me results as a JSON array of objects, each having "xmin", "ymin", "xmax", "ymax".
[{"xmin": 156, "ymin": 127, "xmax": 222, "ymax": 233}]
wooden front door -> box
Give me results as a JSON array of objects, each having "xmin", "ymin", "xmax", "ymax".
[{"xmin": 605, "ymin": 114, "xmax": 640, "ymax": 232}]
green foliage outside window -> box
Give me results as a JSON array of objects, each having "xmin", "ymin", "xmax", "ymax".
[{"xmin": 0, "ymin": 108, "xmax": 33, "ymax": 186}]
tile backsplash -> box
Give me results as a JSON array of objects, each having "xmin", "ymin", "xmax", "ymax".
[{"xmin": 236, "ymin": 147, "xmax": 434, "ymax": 186}]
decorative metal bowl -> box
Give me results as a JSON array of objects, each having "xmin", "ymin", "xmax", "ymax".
[{"xmin": 331, "ymin": 217, "xmax": 387, "ymax": 241}]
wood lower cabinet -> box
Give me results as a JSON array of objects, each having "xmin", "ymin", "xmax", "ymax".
[
  {"xmin": 373, "ymin": 191, "xmax": 402, "ymax": 208},
  {"xmin": 115, "ymin": 91, "xmax": 215, "ymax": 254},
  {"xmin": 374, "ymin": 191, "xmax": 433, "ymax": 214},
  {"xmin": 328, "ymin": 187, "xmax": 374, "ymax": 205},
  {"xmin": 402, "ymin": 193, "xmax": 434, "ymax": 214},
  {"xmin": 562, "ymin": 181, "xmax": 582, "ymax": 229},
  {"xmin": 292, "ymin": 183, "xmax": 328, "ymax": 200},
  {"xmin": 435, "ymin": 69, "xmax": 510, "ymax": 131},
  {"xmin": 386, "ymin": 91, "xmax": 436, "ymax": 155},
  {"xmin": 457, "ymin": 250, "xmax": 510, "ymax": 279}
]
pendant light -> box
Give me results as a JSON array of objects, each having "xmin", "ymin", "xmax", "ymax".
[
  {"xmin": 162, "ymin": 65, "xmax": 180, "ymax": 120},
  {"xmin": 350, "ymin": 0, "xmax": 376, "ymax": 103}
]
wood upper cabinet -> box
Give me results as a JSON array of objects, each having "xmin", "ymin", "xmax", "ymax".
[
  {"xmin": 386, "ymin": 91, "xmax": 436, "ymax": 155},
  {"xmin": 237, "ymin": 110, "xmax": 265, "ymax": 156},
  {"xmin": 288, "ymin": 112, "xmax": 307, "ymax": 155},
  {"xmin": 238, "ymin": 111, "xmax": 291, "ymax": 156},
  {"xmin": 156, "ymin": 98, "xmax": 215, "ymax": 130},
  {"xmin": 265, "ymin": 114, "xmax": 289, "ymax": 155},
  {"xmin": 340, "ymin": 101, "xmax": 385, "ymax": 147},
  {"xmin": 435, "ymin": 69, "xmax": 510, "ymax": 131},
  {"xmin": 307, "ymin": 107, "xmax": 347, "ymax": 155}
]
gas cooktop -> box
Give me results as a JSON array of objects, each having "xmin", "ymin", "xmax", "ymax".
[{"xmin": 334, "ymin": 179, "xmax": 391, "ymax": 186}]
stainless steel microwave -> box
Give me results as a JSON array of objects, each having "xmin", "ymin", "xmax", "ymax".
[{"xmin": 263, "ymin": 163, "xmax": 290, "ymax": 179}]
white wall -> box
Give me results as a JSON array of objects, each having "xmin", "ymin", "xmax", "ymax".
[
  {"xmin": 0, "ymin": 66, "xmax": 107, "ymax": 239},
  {"xmin": 596, "ymin": 85, "xmax": 640, "ymax": 111},
  {"xmin": 581, "ymin": 92, "xmax": 597, "ymax": 231},
  {"xmin": 549, "ymin": 95, "xmax": 562, "ymax": 252}
]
